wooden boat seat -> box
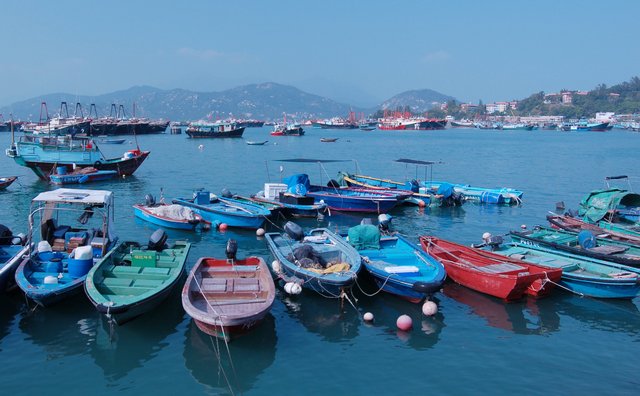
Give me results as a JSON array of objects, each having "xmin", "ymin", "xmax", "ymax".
[
  {"xmin": 476, "ymin": 262, "xmax": 527, "ymax": 275},
  {"xmin": 233, "ymin": 278, "xmax": 260, "ymax": 292},
  {"xmin": 141, "ymin": 267, "xmax": 171, "ymax": 275},
  {"xmin": 110, "ymin": 265, "xmax": 142, "ymax": 274},
  {"xmin": 587, "ymin": 245, "xmax": 629, "ymax": 255},
  {"xmin": 133, "ymin": 278, "xmax": 164, "ymax": 287},
  {"xmin": 101, "ymin": 277, "xmax": 133, "ymax": 287},
  {"xmin": 200, "ymin": 278, "xmax": 227, "ymax": 292}
]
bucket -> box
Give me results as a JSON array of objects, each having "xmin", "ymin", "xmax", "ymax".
[
  {"xmin": 56, "ymin": 166, "xmax": 67, "ymax": 175},
  {"xmin": 68, "ymin": 258, "xmax": 93, "ymax": 278}
]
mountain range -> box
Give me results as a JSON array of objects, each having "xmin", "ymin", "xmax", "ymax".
[{"xmin": 0, "ymin": 83, "xmax": 454, "ymax": 121}]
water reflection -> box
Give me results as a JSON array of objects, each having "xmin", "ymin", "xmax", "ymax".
[
  {"xmin": 442, "ymin": 283, "xmax": 560, "ymax": 335},
  {"xmin": 0, "ymin": 293, "xmax": 23, "ymax": 347},
  {"xmin": 88, "ymin": 289, "xmax": 185, "ymax": 381},
  {"xmin": 183, "ymin": 314, "xmax": 277, "ymax": 394}
]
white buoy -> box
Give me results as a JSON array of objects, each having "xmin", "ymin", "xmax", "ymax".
[
  {"xmin": 198, "ymin": 144, "xmax": 204, "ymax": 150},
  {"xmin": 271, "ymin": 260, "xmax": 282, "ymax": 274},
  {"xmin": 521, "ymin": 224, "xmax": 527, "ymax": 229},
  {"xmin": 422, "ymin": 300, "xmax": 438, "ymax": 316},
  {"xmin": 256, "ymin": 228, "xmax": 265, "ymax": 236},
  {"xmin": 363, "ymin": 312, "xmax": 374, "ymax": 322},
  {"xmin": 44, "ymin": 275, "xmax": 58, "ymax": 284},
  {"xmin": 284, "ymin": 282, "xmax": 302, "ymax": 295},
  {"xmin": 482, "ymin": 232, "xmax": 492, "ymax": 241}
]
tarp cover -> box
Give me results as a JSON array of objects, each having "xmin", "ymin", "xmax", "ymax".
[
  {"xmin": 147, "ymin": 204, "xmax": 198, "ymax": 221},
  {"xmin": 348, "ymin": 224, "xmax": 381, "ymax": 250},
  {"xmin": 283, "ymin": 173, "xmax": 311, "ymax": 195},
  {"xmin": 579, "ymin": 188, "xmax": 640, "ymax": 223}
]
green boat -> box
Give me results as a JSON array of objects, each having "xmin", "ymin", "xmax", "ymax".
[
  {"xmin": 84, "ymin": 230, "xmax": 191, "ymax": 325},
  {"xmin": 597, "ymin": 221, "xmax": 640, "ymax": 240}
]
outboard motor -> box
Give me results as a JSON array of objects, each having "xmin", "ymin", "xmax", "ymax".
[
  {"xmin": 409, "ymin": 179, "xmax": 420, "ymax": 193},
  {"xmin": 226, "ymin": 239, "xmax": 238, "ymax": 261},
  {"xmin": 221, "ymin": 188, "xmax": 233, "ymax": 198},
  {"xmin": 284, "ymin": 221, "xmax": 304, "ymax": 241},
  {"xmin": 147, "ymin": 229, "xmax": 168, "ymax": 252},
  {"xmin": 326, "ymin": 179, "xmax": 340, "ymax": 188},
  {"xmin": 481, "ymin": 233, "xmax": 504, "ymax": 251},
  {"xmin": 360, "ymin": 218, "xmax": 373, "ymax": 225},
  {"xmin": 0, "ymin": 224, "xmax": 13, "ymax": 245},
  {"xmin": 145, "ymin": 194, "xmax": 156, "ymax": 206}
]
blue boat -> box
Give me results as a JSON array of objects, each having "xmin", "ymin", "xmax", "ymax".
[
  {"xmin": 283, "ymin": 173, "xmax": 399, "ymax": 213},
  {"xmin": 347, "ymin": 224, "xmax": 446, "ymax": 303},
  {"xmin": 485, "ymin": 240, "xmax": 640, "ymax": 299},
  {"xmin": 265, "ymin": 222, "xmax": 361, "ymax": 296},
  {"xmin": 172, "ymin": 191, "xmax": 270, "ymax": 229},
  {"xmin": 50, "ymin": 168, "xmax": 118, "ymax": 185},
  {"xmin": 420, "ymin": 181, "xmax": 523, "ymax": 205},
  {"xmin": 338, "ymin": 171, "xmax": 436, "ymax": 206},
  {"xmin": 248, "ymin": 192, "xmax": 327, "ymax": 218},
  {"xmin": 15, "ymin": 188, "xmax": 118, "ymax": 307},
  {"xmin": 0, "ymin": 225, "xmax": 28, "ymax": 292},
  {"xmin": 133, "ymin": 203, "xmax": 203, "ymax": 230}
]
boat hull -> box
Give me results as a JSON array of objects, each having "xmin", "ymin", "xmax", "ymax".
[
  {"xmin": 172, "ymin": 197, "xmax": 268, "ymax": 229},
  {"xmin": 50, "ymin": 170, "xmax": 118, "ymax": 185},
  {"xmin": 186, "ymin": 127, "xmax": 245, "ymax": 138},
  {"xmin": 0, "ymin": 245, "xmax": 28, "ymax": 292},
  {"xmin": 133, "ymin": 205, "xmax": 200, "ymax": 230}
]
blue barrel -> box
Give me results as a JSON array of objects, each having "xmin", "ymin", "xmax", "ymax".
[
  {"xmin": 578, "ymin": 230, "xmax": 597, "ymax": 249},
  {"xmin": 56, "ymin": 166, "xmax": 67, "ymax": 175},
  {"xmin": 67, "ymin": 258, "xmax": 93, "ymax": 278}
]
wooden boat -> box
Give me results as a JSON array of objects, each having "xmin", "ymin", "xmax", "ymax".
[
  {"xmin": 85, "ymin": 232, "xmax": 191, "ymax": 325},
  {"xmin": 420, "ymin": 236, "xmax": 562, "ymax": 300},
  {"xmin": 249, "ymin": 193, "xmax": 327, "ymax": 218},
  {"xmin": 320, "ymin": 138, "xmax": 338, "ymax": 142},
  {"xmin": 49, "ymin": 167, "xmax": 118, "ymax": 185},
  {"xmin": 265, "ymin": 223, "xmax": 361, "ymax": 296},
  {"xmin": 489, "ymin": 241, "xmax": 640, "ymax": 299},
  {"xmin": 172, "ymin": 191, "xmax": 270, "ymax": 229},
  {"xmin": 349, "ymin": 225, "xmax": 446, "ymax": 303},
  {"xmin": 133, "ymin": 203, "xmax": 203, "ymax": 230},
  {"xmin": 0, "ymin": 225, "xmax": 28, "ymax": 292},
  {"xmin": 182, "ymin": 246, "xmax": 275, "ymax": 341},
  {"xmin": 598, "ymin": 221, "xmax": 640, "ymax": 240},
  {"xmin": 231, "ymin": 195, "xmax": 283, "ymax": 216},
  {"xmin": 306, "ymin": 184, "xmax": 399, "ymax": 213},
  {"xmin": 246, "ymin": 140, "xmax": 268, "ymax": 145},
  {"xmin": 338, "ymin": 171, "xmax": 435, "ymax": 206},
  {"xmin": 0, "ymin": 176, "xmax": 17, "ymax": 190},
  {"xmin": 98, "ymin": 138, "xmax": 126, "ymax": 144},
  {"xmin": 510, "ymin": 226, "xmax": 640, "ymax": 267},
  {"xmin": 547, "ymin": 213, "xmax": 640, "ymax": 245},
  {"xmin": 15, "ymin": 188, "xmax": 117, "ymax": 307}
]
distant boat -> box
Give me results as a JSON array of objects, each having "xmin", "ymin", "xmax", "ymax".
[
  {"xmin": 358, "ymin": 123, "xmax": 376, "ymax": 131},
  {"xmin": 320, "ymin": 137, "xmax": 338, "ymax": 142},
  {"xmin": 501, "ymin": 123, "xmax": 535, "ymax": 131},
  {"xmin": 182, "ymin": 244, "xmax": 275, "ymax": 341},
  {"xmin": 186, "ymin": 122, "xmax": 245, "ymax": 138},
  {"xmin": 0, "ymin": 176, "xmax": 17, "ymax": 190},
  {"xmin": 98, "ymin": 138, "xmax": 126, "ymax": 144},
  {"xmin": 450, "ymin": 120, "xmax": 475, "ymax": 128},
  {"xmin": 85, "ymin": 232, "xmax": 191, "ymax": 325},
  {"xmin": 246, "ymin": 140, "xmax": 268, "ymax": 145},
  {"xmin": 270, "ymin": 123, "xmax": 304, "ymax": 136}
]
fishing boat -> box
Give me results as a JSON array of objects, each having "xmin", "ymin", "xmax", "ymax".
[
  {"xmin": 578, "ymin": 188, "xmax": 640, "ymax": 224},
  {"xmin": 15, "ymin": 188, "xmax": 117, "ymax": 307},
  {"xmin": 98, "ymin": 138, "xmax": 126, "ymax": 144},
  {"xmin": 501, "ymin": 123, "xmax": 535, "ymax": 131},
  {"xmin": 182, "ymin": 240, "xmax": 275, "ymax": 341},
  {"xmin": 348, "ymin": 224, "xmax": 446, "ymax": 303},
  {"xmin": 338, "ymin": 171, "xmax": 437, "ymax": 207},
  {"xmin": 172, "ymin": 191, "xmax": 270, "ymax": 229},
  {"xmin": 450, "ymin": 120, "xmax": 475, "ymax": 128},
  {"xmin": 186, "ymin": 122, "xmax": 245, "ymax": 138},
  {"xmin": 85, "ymin": 230, "xmax": 191, "ymax": 325},
  {"xmin": 265, "ymin": 222, "xmax": 361, "ymax": 296},
  {"xmin": 547, "ymin": 213, "xmax": 640, "ymax": 245},
  {"xmin": 510, "ymin": 226, "xmax": 640, "ymax": 267},
  {"xmin": 246, "ymin": 140, "xmax": 268, "ymax": 145},
  {"xmin": 49, "ymin": 167, "xmax": 118, "ymax": 185},
  {"xmin": 302, "ymin": 178, "xmax": 399, "ymax": 213},
  {"xmin": 421, "ymin": 236, "xmax": 562, "ymax": 300},
  {"xmin": 270, "ymin": 123, "xmax": 304, "ymax": 136},
  {"xmin": 421, "ymin": 180, "xmax": 523, "ymax": 205},
  {"xmin": 0, "ymin": 176, "xmax": 17, "ymax": 190},
  {"xmin": 0, "ymin": 225, "xmax": 28, "ymax": 292},
  {"xmin": 6, "ymin": 133, "xmax": 149, "ymax": 181},
  {"xmin": 250, "ymin": 183, "xmax": 327, "ymax": 218},
  {"xmin": 320, "ymin": 138, "xmax": 338, "ymax": 142},
  {"xmin": 479, "ymin": 236, "xmax": 640, "ymax": 299},
  {"xmin": 358, "ymin": 124, "xmax": 375, "ymax": 131},
  {"xmin": 133, "ymin": 194, "xmax": 203, "ymax": 230}
]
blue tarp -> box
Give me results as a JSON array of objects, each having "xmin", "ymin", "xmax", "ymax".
[{"xmin": 283, "ymin": 173, "xmax": 311, "ymax": 195}]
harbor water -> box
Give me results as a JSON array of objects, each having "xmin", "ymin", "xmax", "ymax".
[{"xmin": 0, "ymin": 128, "xmax": 639, "ymax": 395}]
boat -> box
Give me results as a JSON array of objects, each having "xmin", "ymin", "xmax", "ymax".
[
  {"xmin": 85, "ymin": 230, "xmax": 191, "ymax": 325},
  {"xmin": 311, "ymin": 117, "xmax": 357, "ymax": 129},
  {"xmin": 320, "ymin": 138, "xmax": 338, "ymax": 142},
  {"xmin": 420, "ymin": 236, "xmax": 562, "ymax": 300},
  {"xmin": 133, "ymin": 194, "xmax": 203, "ymax": 231},
  {"xmin": 236, "ymin": 120, "xmax": 265, "ymax": 128},
  {"xmin": 284, "ymin": 173, "xmax": 399, "ymax": 213},
  {"xmin": 6, "ymin": 133, "xmax": 149, "ymax": 181},
  {"xmin": 49, "ymin": 167, "xmax": 118, "ymax": 185},
  {"xmin": 270, "ymin": 123, "xmax": 304, "ymax": 136},
  {"xmin": 501, "ymin": 123, "xmax": 535, "ymax": 131},
  {"xmin": 182, "ymin": 240, "xmax": 275, "ymax": 341},
  {"xmin": 450, "ymin": 120, "xmax": 475, "ymax": 128},
  {"xmin": 578, "ymin": 188, "xmax": 640, "ymax": 224},
  {"xmin": 420, "ymin": 180, "xmax": 523, "ymax": 205},
  {"xmin": 250, "ymin": 183, "xmax": 327, "ymax": 218},
  {"xmin": 172, "ymin": 191, "xmax": 270, "ymax": 229},
  {"xmin": 186, "ymin": 122, "xmax": 245, "ymax": 138},
  {"xmin": 338, "ymin": 171, "xmax": 438, "ymax": 207},
  {"xmin": 15, "ymin": 188, "xmax": 118, "ymax": 307},
  {"xmin": 348, "ymin": 223, "xmax": 446, "ymax": 303},
  {"xmin": 481, "ymin": 238, "xmax": 640, "ymax": 299},
  {"xmin": 0, "ymin": 176, "xmax": 17, "ymax": 190},
  {"xmin": 98, "ymin": 138, "xmax": 126, "ymax": 144},
  {"xmin": 0, "ymin": 224, "xmax": 28, "ymax": 292},
  {"xmin": 547, "ymin": 213, "xmax": 640, "ymax": 245},
  {"xmin": 228, "ymin": 194, "xmax": 283, "ymax": 216},
  {"xmin": 510, "ymin": 226, "xmax": 640, "ymax": 267},
  {"xmin": 358, "ymin": 124, "xmax": 375, "ymax": 131},
  {"xmin": 246, "ymin": 140, "xmax": 268, "ymax": 145},
  {"xmin": 265, "ymin": 222, "xmax": 361, "ymax": 296}
]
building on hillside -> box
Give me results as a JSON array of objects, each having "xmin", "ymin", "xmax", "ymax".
[
  {"xmin": 460, "ymin": 103, "xmax": 479, "ymax": 112},
  {"xmin": 544, "ymin": 93, "xmax": 560, "ymax": 104},
  {"xmin": 562, "ymin": 92, "xmax": 573, "ymax": 104}
]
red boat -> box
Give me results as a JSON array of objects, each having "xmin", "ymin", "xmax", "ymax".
[
  {"xmin": 420, "ymin": 236, "xmax": 562, "ymax": 300},
  {"xmin": 181, "ymin": 255, "xmax": 275, "ymax": 341}
]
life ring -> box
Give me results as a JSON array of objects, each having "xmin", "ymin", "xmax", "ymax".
[{"xmin": 94, "ymin": 161, "xmax": 102, "ymax": 167}]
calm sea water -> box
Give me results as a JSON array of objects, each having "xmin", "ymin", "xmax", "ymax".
[{"xmin": 1, "ymin": 128, "xmax": 639, "ymax": 395}]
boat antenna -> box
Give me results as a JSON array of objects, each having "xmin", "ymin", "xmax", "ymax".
[{"xmin": 10, "ymin": 113, "xmax": 14, "ymax": 147}]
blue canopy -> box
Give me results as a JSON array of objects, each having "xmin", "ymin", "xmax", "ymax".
[{"xmin": 283, "ymin": 173, "xmax": 311, "ymax": 195}]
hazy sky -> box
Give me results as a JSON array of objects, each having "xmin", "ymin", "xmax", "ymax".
[{"xmin": 2, "ymin": 0, "xmax": 638, "ymax": 107}]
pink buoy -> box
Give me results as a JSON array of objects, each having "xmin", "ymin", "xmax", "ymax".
[
  {"xmin": 422, "ymin": 301, "xmax": 438, "ymax": 316},
  {"xmin": 417, "ymin": 200, "xmax": 426, "ymax": 208},
  {"xmin": 396, "ymin": 314, "xmax": 413, "ymax": 331},
  {"xmin": 363, "ymin": 312, "xmax": 374, "ymax": 322},
  {"xmin": 219, "ymin": 223, "xmax": 228, "ymax": 232}
]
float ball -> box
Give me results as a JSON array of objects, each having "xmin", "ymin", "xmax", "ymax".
[
  {"xmin": 256, "ymin": 228, "xmax": 265, "ymax": 236},
  {"xmin": 219, "ymin": 223, "xmax": 228, "ymax": 232},
  {"xmin": 422, "ymin": 301, "xmax": 438, "ymax": 316},
  {"xmin": 284, "ymin": 282, "xmax": 302, "ymax": 295},
  {"xmin": 363, "ymin": 312, "xmax": 374, "ymax": 322},
  {"xmin": 271, "ymin": 260, "xmax": 282, "ymax": 274},
  {"xmin": 482, "ymin": 232, "xmax": 492, "ymax": 241},
  {"xmin": 417, "ymin": 200, "xmax": 426, "ymax": 208},
  {"xmin": 396, "ymin": 314, "xmax": 413, "ymax": 331}
]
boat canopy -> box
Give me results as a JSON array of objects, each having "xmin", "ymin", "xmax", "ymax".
[
  {"xmin": 579, "ymin": 188, "xmax": 640, "ymax": 223},
  {"xmin": 395, "ymin": 159, "xmax": 442, "ymax": 166},
  {"xmin": 275, "ymin": 158, "xmax": 351, "ymax": 163},
  {"xmin": 31, "ymin": 188, "xmax": 114, "ymax": 206}
]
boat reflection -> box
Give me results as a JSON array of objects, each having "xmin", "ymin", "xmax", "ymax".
[
  {"xmin": 281, "ymin": 289, "xmax": 360, "ymax": 343},
  {"xmin": 442, "ymin": 283, "xmax": 560, "ymax": 335},
  {"xmin": 183, "ymin": 314, "xmax": 277, "ymax": 394},
  {"xmin": 0, "ymin": 293, "xmax": 24, "ymax": 345},
  {"xmin": 88, "ymin": 289, "xmax": 185, "ymax": 381}
]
